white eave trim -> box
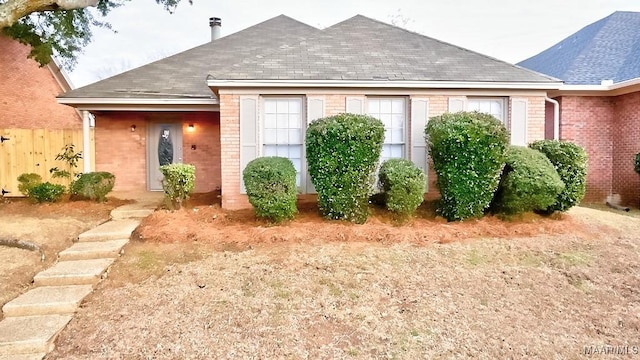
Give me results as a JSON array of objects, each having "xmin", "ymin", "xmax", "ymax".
[
  {"xmin": 554, "ymin": 77, "xmax": 640, "ymax": 96},
  {"xmin": 206, "ymin": 79, "xmax": 563, "ymax": 90},
  {"xmin": 57, "ymin": 97, "xmax": 219, "ymax": 105}
]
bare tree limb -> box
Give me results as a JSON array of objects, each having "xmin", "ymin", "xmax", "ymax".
[
  {"xmin": 0, "ymin": 0, "xmax": 98, "ymax": 29},
  {"xmin": 0, "ymin": 238, "xmax": 45, "ymax": 261}
]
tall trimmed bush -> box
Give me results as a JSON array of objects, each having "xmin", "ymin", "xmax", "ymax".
[
  {"xmin": 426, "ymin": 111, "xmax": 509, "ymax": 221},
  {"xmin": 378, "ymin": 159, "xmax": 426, "ymax": 217},
  {"xmin": 243, "ymin": 157, "xmax": 297, "ymax": 223},
  {"xmin": 160, "ymin": 163, "xmax": 195, "ymax": 209},
  {"xmin": 306, "ymin": 113, "xmax": 384, "ymax": 224},
  {"xmin": 529, "ymin": 140, "xmax": 588, "ymax": 212},
  {"xmin": 70, "ymin": 172, "xmax": 115, "ymax": 202},
  {"xmin": 492, "ymin": 146, "xmax": 565, "ymax": 215},
  {"xmin": 17, "ymin": 173, "xmax": 42, "ymax": 196}
]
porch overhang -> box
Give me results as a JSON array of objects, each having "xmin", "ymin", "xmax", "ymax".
[
  {"xmin": 548, "ymin": 77, "xmax": 640, "ymax": 97},
  {"xmin": 57, "ymin": 97, "xmax": 220, "ymax": 112}
]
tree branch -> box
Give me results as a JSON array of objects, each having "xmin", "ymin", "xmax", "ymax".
[{"xmin": 0, "ymin": 0, "xmax": 98, "ymax": 29}]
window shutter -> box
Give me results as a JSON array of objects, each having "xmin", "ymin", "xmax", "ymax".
[
  {"xmin": 306, "ymin": 97, "xmax": 325, "ymax": 194},
  {"xmin": 345, "ymin": 97, "xmax": 365, "ymax": 114},
  {"xmin": 239, "ymin": 95, "xmax": 259, "ymax": 193},
  {"xmin": 448, "ymin": 97, "xmax": 466, "ymax": 113},
  {"xmin": 510, "ymin": 98, "xmax": 528, "ymax": 146},
  {"xmin": 411, "ymin": 99, "xmax": 429, "ymax": 186}
]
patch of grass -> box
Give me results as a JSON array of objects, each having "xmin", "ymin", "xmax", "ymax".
[
  {"xmin": 517, "ymin": 252, "xmax": 546, "ymax": 267},
  {"xmin": 318, "ymin": 277, "xmax": 343, "ymax": 297},
  {"xmin": 346, "ymin": 348, "xmax": 359, "ymax": 356},
  {"xmin": 136, "ymin": 251, "xmax": 160, "ymax": 271},
  {"xmin": 466, "ymin": 249, "xmax": 488, "ymax": 266},
  {"xmin": 557, "ymin": 251, "xmax": 593, "ymax": 266}
]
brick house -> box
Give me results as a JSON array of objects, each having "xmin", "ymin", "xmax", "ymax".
[
  {"xmin": 59, "ymin": 15, "xmax": 561, "ymax": 209},
  {"xmin": 519, "ymin": 11, "xmax": 640, "ymax": 206},
  {"xmin": 0, "ymin": 35, "xmax": 86, "ymax": 194}
]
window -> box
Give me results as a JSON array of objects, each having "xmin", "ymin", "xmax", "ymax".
[
  {"xmin": 467, "ymin": 98, "xmax": 506, "ymax": 122},
  {"xmin": 367, "ymin": 98, "xmax": 406, "ymax": 162},
  {"xmin": 262, "ymin": 98, "xmax": 304, "ymax": 188}
]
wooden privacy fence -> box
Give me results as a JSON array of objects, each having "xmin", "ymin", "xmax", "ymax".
[{"xmin": 0, "ymin": 128, "xmax": 94, "ymax": 197}]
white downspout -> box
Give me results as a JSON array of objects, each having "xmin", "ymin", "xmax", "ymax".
[
  {"xmin": 82, "ymin": 111, "xmax": 92, "ymax": 173},
  {"xmin": 545, "ymin": 97, "xmax": 560, "ymax": 140}
]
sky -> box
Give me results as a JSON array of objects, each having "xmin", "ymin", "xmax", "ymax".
[{"xmin": 67, "ymin": 0, "xmax": 640, "ymax": 88}]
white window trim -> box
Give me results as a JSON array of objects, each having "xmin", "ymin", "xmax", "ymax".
[
  {"xmin": 466, "ymin": 97, "xmax": 508, "ymax": 126},
  {"xmin": 365, "ymin": 96, "xmax": 409, "ymax": 162},
  {"xmin": 259, "ymin": 96, "xmax": 308, "ymax": 193}
]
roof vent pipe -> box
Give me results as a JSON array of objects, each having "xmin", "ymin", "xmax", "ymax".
[{"xmin": 210, "ymin": 17, "xmax": 222, "ymax": 41}]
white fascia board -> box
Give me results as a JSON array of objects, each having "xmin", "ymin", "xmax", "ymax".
[
  {"xmin": 207, "ymin": 79, "xmax": 563, "ymax": 90},
  {"xmin": 57, "ymin": 97, "xmax": 219, "ymax": 105}
]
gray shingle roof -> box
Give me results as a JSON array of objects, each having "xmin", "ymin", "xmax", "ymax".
[
  {"xmin": 62, "ymin": 14, "xmax": 558, "ymax": 100},
  {"xmin": 209, "ymin": 15, "xmax": 557, "ymax": 83},
  {"xmin": 518, "ymin": 11, "xmax": 640, "ymax": 85}
]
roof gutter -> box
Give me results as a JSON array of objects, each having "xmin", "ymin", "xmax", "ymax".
[{"xmin": 207, "ymin": 79, "xmax": 563, "ymax": 90}]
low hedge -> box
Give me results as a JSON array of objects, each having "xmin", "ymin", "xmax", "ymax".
[
  {"xmin": 160, "ymin": 163, "xmax": 195, "ymax": 209},
  {"xmin": 27, "ymin": 182, "xmax": 65, "ymax": 203},
  {"xmin": 492, "ymin": 146, "xmax": 565, "ymax": 214},
  {"xmin": 529, "ymin": 140, "xmax": 588, "ymax": 212},
  {"xmin": 70, "ymin": 172, "xmax": 115, "ymax": 202},
  {"xmin": 306, "ymin": 113, "xmax": 384, "ymax": 224},
  {"xmin": 243, "ymin": 157, "xmax": 298, "ymax": 223},
  {"xmin": 17, "ymin": 173, "xmax": 42, "ymax": 196},
  {"xmin": 378, "ymin": 159, "xmax": 426, "ymax": 216},
  {"xmin": 425, "ymin": 111, "xmax": 509, "ymax": 221}
]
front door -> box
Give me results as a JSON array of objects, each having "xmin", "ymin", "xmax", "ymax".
[{"xmin": 148, "ymin": 123, "xmax": 183, "ymax": 191}]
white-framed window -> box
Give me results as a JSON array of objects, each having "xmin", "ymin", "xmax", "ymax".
[
  {"xmin": 367, "ymin": 97, "xmax": 407, "ymax": 162},
  {"xmin": 467, "ymin": 98, "xmax": 506, "ymax": 122},
  {"xmin": 262, "ymin": 97, "xmax": 304, "ymax": 189}
]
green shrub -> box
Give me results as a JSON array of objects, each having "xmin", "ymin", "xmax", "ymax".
[
  {"xmin": 425, "ymin": 111, "xmax": 509, "ymax": 221},
  {"xmin": 160, "ymin": 163, "xmax": 195, "ymax": 209},
  {"xmin": 70, "ymin": 172, "xmax": 115, "ymax": 202},
  {"xmin": 378, "ymin": 159, "xmax": 426, "ymax": 216},
  {"xmin": 306, "ymin": 113, "xmax": 384, "ymax": 224},
  {"xmin": 492, "ymin": 146, "xmax": 565, "ymax": 214},
  {"xmin": 635, "ymin": 153, "xmax": 640, "ymax": 175},
  {"xmin": 243, "ymin": 157, "xmax": 297, "ymax": 223},
  {"xmin": 27, "ymin": 182, "xmax": 65, "ymax": 203},
  {"xmin": 17, "ymin": 173, "xmax": 42, "ymax": 196},
  {"xmin": 529, "ymin": 140, "xmax": 588, "ymax": 212}
]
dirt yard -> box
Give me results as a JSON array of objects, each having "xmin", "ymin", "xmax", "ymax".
[
  {"xmin": 0, "ymin": 197, "xmax": 125, "ymax": 311},
  {"xmin": 39, "ymin": 196, "xmax": 640, "ymax": 359}
]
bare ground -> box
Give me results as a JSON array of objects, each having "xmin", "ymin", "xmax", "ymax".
[
  {"xmin": 0, "ymin": 197, "xmax": 125, "ymax": 312},
  {"xmin": 46, "ymin": 202, "xmax": 640, "ymax": 359}
]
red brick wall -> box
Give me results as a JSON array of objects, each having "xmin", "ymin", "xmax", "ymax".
[
  {"xmin": 557, "ymin": 96, "xmax": 614, "ymax": 203},
  {"xmin": 0, "ymin": 35, "xmax": 81, "ymax": 129},
  {"xmin": 94, "ymin": 111, "xmax": 221, "ymax": 193},
  {"xmin": 612, "ymin": 92, "xmax": 640, "ymax": 206}
]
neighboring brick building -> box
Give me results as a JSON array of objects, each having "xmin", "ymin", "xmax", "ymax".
[
  {"xmin": 0, "ymin": 35, "xmax": 81, "ymax": 129},
  {"xmin": 520, "ymin": 11, "xmax": 640, "ymax": 205},
  {"xmin": 59, "ymin": 15, "xmax": 561, "ymax": 209}
]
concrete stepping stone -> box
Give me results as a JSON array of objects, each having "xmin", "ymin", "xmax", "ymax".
[
  {"xmin": 77, "ymin": 219, "xmax": 140, "ymax": 242},
  {"xmin": 2, "ymin": 286, "xmax": 93, "ymax": 317},
  {"xmin": 0, "ymin": 353, "xmax": 46, "ymax": 360},
  {"xmin": 110, "ymin": 204, "xmax": 155, "ymax": 220},
  {"xmin": 58, "ymin": 239, "xmax": 128, "ymax": 261},
  {"xmin": 0, "ymin": 315, "xmax": 72, "ymax": 355},
  {"xmin": 33, "ymin": 259, "xmax": 115, "ymax": 287}
]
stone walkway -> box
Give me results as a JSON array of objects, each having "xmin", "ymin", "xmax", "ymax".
[{"xmin": 0, "ymin": 195, "xmax": 160, "ymax": 360}]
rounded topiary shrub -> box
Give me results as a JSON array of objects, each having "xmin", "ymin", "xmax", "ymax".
[
  {"xmin": 378, "ymin": 158, "xmax": 426, "ymax": 217},
  {"xmin": 17, "ymin": 173, "xmax": 42, "ymax": 196},
  {"xmin": 243, "ymin": 157, "xmax": 297, "ymax": 223},
  {"xmin": 306, "ymin": 113, "xmax": 384, "ymax": 224},
  {"xmin": 160, "ymin": 163, "xmax": 196, "ymax": 209},
  {"xmin": 425, "ymin": 111, "xmax": 509, "ymax": 221},
  {"xmin": 529, "ymin": 140, "xmax": 588, "ymax": 212},
  {"xmin": 27, "ymin": 182, "xmax": 65, "ymax": 203},
  {"xmin": 70, "ymin": 172, "xmax": 115, "ymax": 202},
  {"xmin": 492, "ymin": 146, "xmax": 565, "ymax": 215}
]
